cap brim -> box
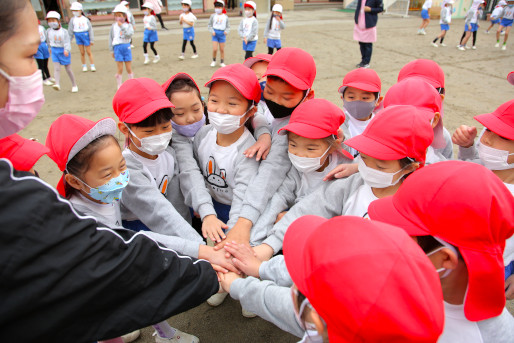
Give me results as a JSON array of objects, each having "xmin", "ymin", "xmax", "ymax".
[
  {"xmin": 68, "ymin": 118, "xmax": 117, "ymax": 162},
  {"xmin": 344, "ymin": 134, "xmax": 406, "ymax": 161},
  {"xmin": 205, "ymin": 77, "xmax": 258, "ymax": 104},
  {"xmin": 474, "ymin": 112, "xmax": 514, "ymax": 140},
  {"xmin": 162, "ymin": 73, "xmax": 200, "ymax": 94},
  {"xmin": 339, "ymin": 82, "xmax": 380, "ymax": 94},
  {"xmin": 265, "ymin": 67, "xmax": 309, "ymax": 90},
  {"xmin": 124, "ymin": 98, "xmax": 175, "ymax": 124},
  {"xmin": 278, "ymin": 122, "xmax": 334, "ymax": 139},
  {"xmin": 405, "ymin": 75, "xmax": 442, "ymax": 89}
]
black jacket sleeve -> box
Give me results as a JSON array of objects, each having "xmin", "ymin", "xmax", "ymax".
[
  {"xmin": 0, "ymin": 160, "xmax": 218, "ymax": 342},
  {"xmin": 354, "ymin": 0, "xmax": 384, "ymax": 28}
]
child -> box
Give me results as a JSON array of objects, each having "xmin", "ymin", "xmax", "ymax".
[
  {"xmin": 239, "ymin": 1, "xmax": 258, "ymax": 59},
  {"xmin": 249, "ymin": 99, "xmax": 354, "ymax": 245},
  {"xmin": 353, "ymin": 0, "xmax": 383, "ymax": 68},
  {"xmin": 142, "ymin": 2, "xmax": 160, "ymax": 64},
  {"xmin": 432, "ymin": 0, "xmax": 453, "ymax": 47},
  {"xmin": 179, "ymin": 0, "xmax": 198, "ymax": 60},
  {"xmin": 418, "ymin": 0, "xmax": 432, "ymax": 34},
  {"xmin": 264, "ymin": 4, "xmax": 285, "ymax": 54},
  {"xmin": 496, "ymin": 0, "xmax": 514, "ymax": 50},
  {"xmin": 45, "ymin": 11, "xmax": 78, "ymax": 93},
  {"xmin": 208, "ymin": 0, "xmax": 230, "ymax": 67},
  {"xmin": 68, "ymin": 2, "xmax": 96, "ymax": 72},
  {"xmin": 253, "ymin": 105, "xmax": 434, "ymax": 261},
  {"xmin": 36, "ymin": 20, "xmax": 53, "ymax": 86},
  {"xmin": 368, "ymin": 161, "xmax": 514, "ymax": 342},
  {"xmin": 458, "ymin": 1, "xmax": 483, "ymax": 50},
  {"xmin": 0, "ymin": 134, "xmax": 48, "ymax": 174},
  {"xmin": 121, "ymin": 0, "xmax": 136, "ymax": 48},
  {"xmin": 486, "ymin": 0, "xmax": 506, "ymax": 33},
  {"xmin": 109, "ymin": 4, "xmax": 134, "ymax": 89}
]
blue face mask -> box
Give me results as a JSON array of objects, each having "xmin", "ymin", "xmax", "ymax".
[
  {"xmin": 75, "ymin": 170, "xmax": 130, "ymax": 204},
  {"xmin": 259, "ymin": 81, "xmax": 266, "ymax": 101},
  {"xmin": 171, "ymin": 114, "xmax": 205, "ymax": 137}
]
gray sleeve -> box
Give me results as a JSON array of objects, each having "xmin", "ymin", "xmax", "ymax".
[
  {"xmin": 208, "ymin": 15, "xmax": 214, "ymax": 33},
  {"xmin": 64, "ymin": 31, "xmax": 71, "ymax": 52},
  {"xmin": 464, "ymin": 11, "xmax": 473, "ymax": 25},
  {"xmin": 88, "ymin": 19, "xmax": 94, "ymax": 42},
  {"xmin": 458, "ymin": 144, "xmax": 480, "ymax": 162},
  {"xmin": 477, "ymin": 308, "xmax": 514, "ymax": 343},
  {"xmin": 238, "ymin": 19, "xmax": 244, "ymax": 38},
  {"xmin": 225, "ymin": 16, "xmax": 231, "ymax": 33},
  {"xmin": 240, "ymin": 133, "xmax": 291, "ymax": 224},
  {"xmin": 173, "ymin": 130, "xmax": 216, "ymax": 220},
  {"xmin": 437, "ymin": 127, "xmax": 454, "ymax": 160},
  {"xmin": 440, "ymin": 8, "xmax": 448, "ymax": 23},
  {"xmin": 129, "ymin": 12, "xmax": 136, "ymax": 27},
  {"xmin": 252, "ymin": 103, "xmax": 272, "ymax": 139},
  {"xmin": 165, "ymin": 147, "xmax": 193, "ymax": 225},
  {"xmin": 263, "ymin": 17, "xmax": 271, "ymax": 38},
  {"xmin": 46, "ymin": 29, "xmax": 51, "ymax": 45},
  {"xmin": 279, "ymin": 18, "xmax": 285, "ymax": 29},
  {"xmin": 121, "ymin": 23, "xmax": 134, "ymax": 39},
  {"xmin": 259, "ymin": 255, "xmax": 292, "ymax": 287},
  {"xmin": 149, "ymin": 16, "xmax": 158, "ymax": 30},
  {"xmin": 230, "ymin": 277, "xmax": 304, "ymax": 338},
  {"xmin": 109, "ymin": 25, "xmax": 114, "ymax": 51},
  {"xmin": 247, "ymin": 18, "xmax": 258, "ymax": 41},
  {"xmin": 68, "ymin": 18, "xmax": 75, "ymax": 41}
]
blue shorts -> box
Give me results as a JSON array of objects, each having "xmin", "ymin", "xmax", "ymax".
[
  {"xmin": 465, "ymin": 23, "xmax": 479, "ymax": 32},
  {"xmin": 501, "ymin": 18, "xmax": 514, "ymax": 27},
  {"xmin": 212, "ymin": 198, "xmax": 231, "ymax": 225},
  {"xmin": 505, "ymin": 261, "xmax": 514, "ymax": 280},
  {"xmin": 421, "ymin": 9, "xmax": 430, "ymax": 19},
  {"xmin": 34, "ymin": 41, "xmax": 50, "ymax": 59},
  {"xmin": 183, "ymin": 27, "xmax": 195, "ymax": 41},
  {"xmin": 50, "ymin": 47, "xmax": 71, "ymax": 65},
  {"xmin": 74, "ymin": 31, "xmax": 91, "ymax": 46},
  {"xmin": 113, "ymin": 43, "xmax": 132, "ymax": 62},
  {"xmin": 243, "ymin": 40, "xmax": 257, "ymax": 51},
  {"xmin": 267, "ymin": 38, "xmax": 281, "ymax": 49},
  {"xmin": 491, "ymin": 18, "xmax": 500, "ymax": 24},
  {"xmin": 440, "ymin": 24, "xmax": 450, "ymax": 31},
  {"xmin": 122, "ymin": 219, "xmax": 151, "ymax": 232},
  {"xmin": 212, "ymin": 29, "xmax": 226, "ymax": 43},
  {"xmin": 143, "ymin": 29, "xmax": 158, "ymax": 42}
]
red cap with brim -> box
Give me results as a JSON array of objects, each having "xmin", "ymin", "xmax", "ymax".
[
  {"xmin": 508, "ymin": 72, "xmax": 514, "ymax": 85},
  {"xmin": 368, "ymin": 161, "xmax": 514, "ymax": 321},
  {"xmin": 205, "ymin": 63, "xmax": 261, "ymax": 104},
  {"xmin": 474, "ymin": 99, "xmax": 514, "ymax": 140},
  {"xmin": 113, "ymin": 78, "xmax": 174, "ymax": 124},
  {"xmin": 263, "ymin": 47, "xmax": 316, "ymax": 91},
  {"xmin": 338, "ymin": 68, "xmax": 381, "ymax": 94},
  {"xmin": 398, "ymin": 59, "xmax": 445, "ymax": 89},
  {"xmin": 162, "ymin": 73, "xmax": 201, "ymax": 95},
  {"xmin": 284, "ymin": 215, "xmax": 445, "ymax": 342},
  {"xmin": 243, "ymin": 54, "xmax": 272, "ymax": 69},
  {"xmin": 0, "ymin": 134, "xmax": 49, "ymax": 172}
]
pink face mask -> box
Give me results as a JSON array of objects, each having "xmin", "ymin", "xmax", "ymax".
[
  {"xmin": 115, "ymin": 16, "xmax": 126, "ymax": 23},
  {"xmin": 0, "ymin": 68, "xmax": 45, "ymax": 139}
]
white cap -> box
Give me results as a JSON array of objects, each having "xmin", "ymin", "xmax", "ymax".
[
  {"xmin": 181, "ymin": 0, "xmax": 192, "ymax": 6},
  {"xmin": 499, "ymin": 0, "xmax": 507, "ymax": 5},
  {"xmin": 214, "ymin": 0, "xmax": 225, "ymax": 6},
  {"xmin": 70, "ymin": 2, "xmax": 83, "ymax": 11},
  {"xmin": 46, "ymin": 11, "xmax": 61, "ymax": 20},
  {"xmin": 244, "ymin": 1, "xmax": 256, "ymax": 10},
  {"xmin": 272, "ymin": 4, "xmax": 283, "ymax": 12},
  {"xmin": 120, "ymin": 0, "xmax": 129, "ymax": 5},
  {"xmin": 112, "ymin": 4, "xmax": 128, "ymax": 14},
  {"xmin": 142, "ymin": 2, "xmax": 154, "ymax": 9}
]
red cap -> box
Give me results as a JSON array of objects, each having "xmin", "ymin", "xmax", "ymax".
[
  {"xmin": 278, "ymin": 99, "xmax": 353, "ymax": 160},
  {"xmin": 204, "ymin": 63, "xmax": 261, "ymax": 104},
  {"xmin": 264, "ymin": 47, "xmax": 316, "ymax": 91},
  {"xmin": 397, "ymin": 59, "xmax": 445, "ymax": 89},
  {"xmin": 338, "ymin": 68, "xmax": 381, "ymax": 94},
  {"xmin": 344, "ymin": 105, "xmax": 434, "ymax": 165},
  {"xmin": 0, "ymin": 134, "xmax": 49, "ymax": 172},
  {"xmin": 284, "ymin": 215, "xmax": 445, "ymax": 343},
  {"xmin": 113, "ymin": 78, "xmax": 174, "ymax": 124},
  {"xmin": 243, "ymin": 53, "xmax": 273, "ymax": 69},
  {"xmin": 508, "ymin": 71, "xmax": 514, "ymax": 85},
  {"xmin": 474, "ymin": 99, "xmax": 514, "ymax": 140},
  {"xmin": 45, "ymin": 114, "xmax": 117, "ymax": 196},
  {"xmin": 162, "ymin": 72, "xmax": 201, "ymax": 95},
  {"xmin": 368, "ymin": 161, "xmax": 514, "ymax": 321},
  {"xmin": 384, "ymin": 78, "xmax": 446, "ymax": 149}
]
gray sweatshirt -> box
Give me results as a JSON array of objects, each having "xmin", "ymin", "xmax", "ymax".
[
  {"xmin": 143, "ymin": 15, "xmax": 157, "ymax": 31},
  {"xmin": 208, "ymin": 13, "xmax": 230, "ymax": 33},
  {"xmin": 68, "ymin": 16, "xmax": 94, "ymax": 42},
  {"xmin": 238, "ymin": 17, "xmax": 258, "ymax": 41},
  {"xmin": 120, "ymin": 147, "xmax": 203, "ymax": 258},
  {"xmin": 46, "ymin": 28, "xmax": 71, "ymax": 52},
  {"xmin": 109, "ymin": 22, "xmax": 134, "ymax": 51},
  {"xmin": 263, "ymin": 16, "xmax": 285, "ymax": 40}
]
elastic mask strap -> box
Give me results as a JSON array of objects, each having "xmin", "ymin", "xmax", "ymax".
[{"xmin": 0, "ymin": 68, "xmax": 13, "ymax": 82}]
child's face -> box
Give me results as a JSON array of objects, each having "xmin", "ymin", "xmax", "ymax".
[
  {"xmin": 47, "ymin": 18, "xmax": 59, "ymax": 25},
  {"xmin": 342, "ymin": 86, "xmax": 377, "ymax": 103},
  {"xmin": 360, "ymin": 153, "xmax": 408, "ymax": 184},
  {"xmin": 126, "ymin": 120, "xmax": 172, "ymax": 142},
  {"xmin": 114, "ymin": 13, "xmax": 126, "ymax": 21},
  {"xmin": 264, "ymin": 78, "xmax": 305, "ymax": 108},
  {"xmin": 251, "ymin": 61, "xmax": 269, "ymax": 83},
  {"xmin": 208, "ymin": 81, "xmax": 252, "ymax": 119},
  {"xmin": 288, "ymin": 132, "xmax": 332, "ymax": 159},
  {"xmin": 170, "ymin": 90, "xmax": 204, "ymax": 126},
  {"xmin": 480, "ymin": 129, "xmax": 514, "ymax": 164},
  {"xmin": 182, "ymin": 4, "xmax": 190, "ymax": 11},
  {"xmin": 272, "ymin": 11, "xmax": 281, "ymax": 16}
]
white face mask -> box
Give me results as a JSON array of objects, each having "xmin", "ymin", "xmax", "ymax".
[
  {"xmin": 289, "ymin": 146, "xmax": 331, "ymax": 174},
  {"xmin": 358, "ymin": 158, "xmax": 409, "ymax": 189},
  {"xmin": 245, "ymin": 9, "xmax": 253, "ymax": 17},
  {"xmin": 143, "ymin": 10, "xmax": 149, "ymax": 15},
  {"xmin": 126, "ymin": 124, "xmax": 172, "ymax": 156},
  {"xmin": 72, "ymin": 11, "xmax": 81, "ymax": 17},
  {"xmin": 293, "ymin": 295, "xmax": 324, "ymax": 343},
  {"xmin": 48, "ymin": 22, "xmax": 60, "ymax": 29},
  {"xmin": 208, "ymin": 106, "xmax": 253, "ymax": 135},
  {"xmin": 477, "ymin": 142, "xmax": 514, "ymax": 171},
  {"xmin": 214, "ymin": 7, "xmax": 223, "ymax": 14}
]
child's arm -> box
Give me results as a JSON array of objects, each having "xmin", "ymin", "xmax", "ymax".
[
  {"xmin": 68, "ymin": 17, "xmax": 75, "ymax": 42},
  {"xmin": 238, "ymin": 19, "xmax": 245, "ymax": 38},
  {"xmin": 225, "ymin": 15, "xmax": 231, "ymax": 34},
  {"xmin": 247, "ymin": 18, "xmax": 258, "ymax": 41},
  {"xmin": 208, "ymin": 14, "xmax": 214, "ymax": 33},
  {"xmin": 108, "ymin": 25, "xmax": 114, "ymax": 52},
  {"xmin": 452, "ymin": 125, "xmax": 480, "ymax": 161},
  {"xmin": 278, "ymin": 18, "xmax": 285, "ymax": 29},
  {"xmin": 367, "ymin": 0, "xmax": 384, "ymax": 13},
  {"xmin": 120, "ymin": 22, "xmax": 134, "ymax": 39},
  {"xmin": 263, "ymin": 17, "xmax": 271, "ymax": 38},
  {"xmin": 63, "ymin": 30, "xmax": 71, "ymax": 56},
  {"xmin": 183, "ymin": 14, "xmax": 196, "ymax": 27},
  {"xmin": 244, "ymin": 133, "xmax": 271, "ymax": 161},
  {"xmin": 87, "ymin": 19, "xmax": 94, "ymax": 44}
]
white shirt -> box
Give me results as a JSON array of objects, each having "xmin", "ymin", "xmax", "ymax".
[
  {"xmin": 180, "ymin": 12, "xmax": 197, "ymax": 28},
  {"xmin": 72, "ymin": 15, "xmax": 90, "ymax": 32},
  {"xmin": 143, "ymin": 14, "xmax": 157, "ymax": 30},
  {"xmin": 131, "ymin": 150, "xmax": 175, "ymax": 197},
  {"xmin": 345, "ymin": 111, "xmax": 374, "ymax": 157},
  {"xmin": 38, "ymin": 25, "xmax": 46, "ymax": 43},
  {"xmin": 212, "ymin": 13, "xmax": 229, "ymax": 31},
  {"xmin": 422, "ymin": 0, "xmax": 432, "ymax": 10},
  {"xmin": 111, "ymin": 23, "xmax": 132, "ymax": 46},
  {"xmin": 70, "ymin": 193, "xmax": 121, "ymax": 228},
  {"xmin": 241, "ymin": 17, "xmax": 258, "ymax": 40},
  {"xmin": 343, "ymin": 183, "xmax": 377, "ymax": 218},
  {"xmin": 439, "ymin": 302, "xmax": 483, "ymax": 343},
  {"xmin": 47, "ymin": 27, "xmax": 68, "ymax": 48},
  {"xmin": 267, "ymin": 17, "xmax": 282, "ymax": 40},
  {"xmin": 296, "ymin": 153, "xmax": 340, "ymax": 201},
  {"xmin": 426, "ymin": 146, "xmax": 447, "ymax": 165}
]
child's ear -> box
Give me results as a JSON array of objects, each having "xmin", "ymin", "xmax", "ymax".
[
  {"xmin": 65, "ymin": 174, "xmax": 83, "ymax": 191},
  {"xmin": 440, "ymin": 247, "xmax": 460, "ymax": 271},
  {"xmin": 247, "ymin": 105, "xmax": 258, "ymax": 118},
  {"xmin": 306, "ymin": 89, "xmax": 315, "ymax": 100},
  {"xmin": 376, "ymin": 95, "xmax": 384, "ymax": 107},
  {"xmin": 432, "ymin": 112, "xmax": 441, "ymax": 128},
  {"xmin": 440, "ymin": 94, "xmax": 445, "ymax": 101},
  {"xmin": 118, "ymin": 122, "xmax": 129, "ymax": 137}
]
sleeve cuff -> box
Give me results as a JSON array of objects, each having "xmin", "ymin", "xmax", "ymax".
[
  {"xmin": 240, "ymin": 205, "xmax": 260, "ymax": 225},
  {"xmin": 229, "ymin": 278, "xmax": 246, "ymax": 300},
  {"xmin": 198, "ymin": 203, "xmax": 217, "ymax": 220},
  {"xmin": 262, "ymin": 237, "xmax": 282, "ymax": 255}
]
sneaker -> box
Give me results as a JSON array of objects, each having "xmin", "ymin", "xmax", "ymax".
[
  {"xmin": 465, "ymin": 45, "xmax": 471, "ymax": 49},
  {"xmin": 130, "ymin": 44, "xmax": 135, "ymax": 48},
  {"xmin": 242, "ymin": 308, "xmax": 257, "ymax": 318},
  {"xmin": 421, "ymin": 30, "xmax": 426, "ymax": 35},
  {"xmin": 220, "ymin": 62, "xmax": 226, "ymax": 67},
  {"xmin": 191, "ymin": 53, "xmax": 199, "ymax": 59},
  {"xmin": 472, "ymin": 46, "xmax": 477, "ymax": 50},
  {"xmin": 82, "ymin": 65, "xmax": 87, "ymax": 72},
  {"xmin": 495, "ymin": 42, "xmax": 500, "ymax": 48},
  {"xmin": 502, "ymin": 44, "xmax": 507, "ymax": 50},
  {"xmin": 179, "ymin": 55, "xmax": 185, "ymax": 60},
  {"xmin": 49, "ymin": 77, "xmax": 55, "ymax": 83},
  {"xmin": 431, "ymin": 42, "xmax": 438, "ymax": 47},
  {"xmin": 90, "ymin": 65, "xmax": 96, "ymax": 72},
  {"xmin": 153, "ymin": 55, "xmax": 160, "ymax": 63},
  {"xmin": 52, "ymin": 84, "xmax": 61, "ymax": 91},
  {"xmin": 207, "ymin": 292, "xmax": 228, "ymax": 306},
  {"xmin": 441, "ymin": 43, "xmax": 447, "ymax": 46},
  {"xmin": 458, "ymin": 45, "xmax": 465, "ymax": 51},
  {"xmin": 360, "ymin": 63, "xmax": 370, "ymax": 68},
  {"xmin": 355, "ymin": 62, "xmax": 363, "ymax": 68},
  {"xmin": 210, "ymin": 61, "xmax": 216, "ymax": 67},
  {"xmin": 144, "ymin": 56, "xmax": 150, "ymax": 65},
  {"xmin": 485, "ymin": 30, "xmax": 489, "ymax": 34},
  {"xmin": 417, "ymin": 29, "xmax": 422, "ymax": 35},
  {"xmin": 71, "ymin": 86, "xmax": 78, "ymax": 93},
  {"xmin": 153, "ymin": 330, "xmax": 199, "ymax": 343},
  {"xmin": 121, "ymin": 330, "xmax": 141, "ymax": 343},
  {"xmin": 43, "ymin": 79, "xmax": 54, "ymax": 86}
]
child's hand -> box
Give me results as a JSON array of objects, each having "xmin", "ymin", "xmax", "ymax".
[
  {"xmin": 202, "ymin": 214, "xmax": 228, "ymax": 243},
  {"xmin": 224, "ymin": 241, "xmax": 262, "ymax": 278},
  {"xmin": 90, "ymin": 42, "xmax": 94, "ymax": 46},
  {"xmin": 201, "ymin": 245, "xmax": 240, "ymax": 273},
  {"xmin": 452, "ymin": 125, "xmax": 477, "ymax": 148},
  {"xmin": 244, "ymin": 38, "xmax": 248, "ymax": 44},
  {"xmin": 224, "ymin": 31, "xmax": 227, "ymax": 35},
  {"xmin": 506, "ymin": 275, "xmax": 514, "ymax": 300},
  {"xmin": 364, "ymin": 6, "xmax": 372, "ymax": 12},
  {"xmin": 244, "ymin": 134, "xmax": 271, "ymax": 161},
  {"xmin": 212, "ymin": 32, "xmax": 216, "ymax": 36},
  {"xmin": 323, "ymin": 163, "xmax": 358, "ymax": 181},
  {"xmin": 218, "ymin": 271, "xmax": 242, "ymax": 293},
  {"xmin": 64, "ymin": 50, "xmax": 69, "ymax": 57},
  {"xmin": 252, "ymin": 244, "xmax": 274, "ymax": 262},
  {"xmin": 264, "ymin": 38, "xmax": 267, "ymax": 44},
  {"xmin": 275, "ymin": 211, "xmax": 287, "ymax": 224},
  {"xmin": 111, "ymin": 52, "xmax": 115, "ymax": 59}
]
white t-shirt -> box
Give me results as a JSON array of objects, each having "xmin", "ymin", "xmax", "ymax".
[
  {"xmin": 492, "ymin": 6, "xmax": 503, "ymax": 19},
  {"xmin": 70, "ymin": 193, "xmax": 121, "ymax": 228},
  {"xmin": 180, "ymin": 12, "xmax": 197, "ymax": 28},
  {"xmin": 131, "ymin": 150, "xmax": 175, "ymax": 196},
  {"xmin": 72, "ymin": 16, "xmax": 90, "ymax": 32},
  {"xmin": 296, "ymin": 152, "xmax": 340, "ymax": 201},
  {"xmin": 343, "ymin": 183, "xmax": 377, "ymax": 218},
  {"xmin": 345, "ymin": 110, "xmax": 374, "ymax": 157},
  {"xmin": 197, "ymin": 128, "xmax": 251, "ymax": 205},
  {"xmin": 111, "ymin": 23, "xmax": 132, "ymax": 46},
  {"xmin": 212, "ymin": 13, "xmax": 229, "ymax": 31},
  {"xmin": 241, "ymin": 17, "xmax": 258, "ymax": 41},
  {"xmin": 422, "ymin": 0, "xmax": 432, "ymax": 10},
  {"xmin": 426, "ymin": 145, "xmax": 447, "ymax": 165}
]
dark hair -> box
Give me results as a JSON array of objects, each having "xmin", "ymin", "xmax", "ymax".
[
  {"xmin": 0, "ymin": 0, "xmax": 30, "ymax": 47},
  {"xmin": 417, "ymin": 235, "xmax": 463, "ymax": 260},
  {"xmin": 127, "ymin": 108, "xmax": 174, "ymax": 128},
  {"xmin": 214, "ymin": 2, "xmax": 224, "ymax": 7},
  {"xmin": 342, "ymin": 87, "xmax": 380, "ymax": 100},
  {"xmin": 165, "ymin": 78, "xmax": 202, "ymax": 105},
  {"xmin": 64, "ymin": 135, "xmax": 119, "ymax": 198}
]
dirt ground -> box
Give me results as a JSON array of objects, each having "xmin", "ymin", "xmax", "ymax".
[{"xmin": 21, "ymin": 7, "xmax": 513, "ymax": 342}]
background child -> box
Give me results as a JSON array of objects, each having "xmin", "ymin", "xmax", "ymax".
[
  {"xmin": 46, "ymin": 11, "xmax": 78, "ymax": 93},
  {"xmin": 146, "ymin": 0, "xmax": 168, "ymax": 30},
  {"xmin": 109, "ymin": 4, "xmax": 134, "ymax": 89},
  {"xmin": 179, "ymin": 0, "xmax": 198, "ymax": 60},
  {"xmin": 432, "ymin": 0, "xmax": 453, "ymax": 47},
  {"xmin": 121, "ymin": 0, "xmax": 136, "ymax": 48},
  {"xmin": 486, "ymin": 0, "xmax": 506, "ymax": 33},
  {"xmin": 68, "ymin": 2, "xmax": 95, "ymax": 72},
  {"xmin": 264, "ymin": 4, "xmax": 285, "ymax": 54},
  {"xmin": 208, "ymin": 0, "xmax": 230, "ymax": 67},
  {"xmin": 353, "ymin": 0, "xmax": 383, "ymax": 68},
  {"xmin": 496, "ymin": 0, "xmax": 514, "ymax": 50},
  {"xmin": 418, "ymin": 0, "xmax": 432, "ymax": 34},
  {"xmin": 239, "ymin": 1, "xmax": 259, "ymax": 59},
  {"xmin": 458, "ymin": 1, "xmax": 483, "ymax": 50},
  {"xmin": 35, "ymin": 20, "xmax": 53, "ymax": 86},
  {"xmin": 142, "ymin": 2, "xmax": 160, "ymax": 64}
]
